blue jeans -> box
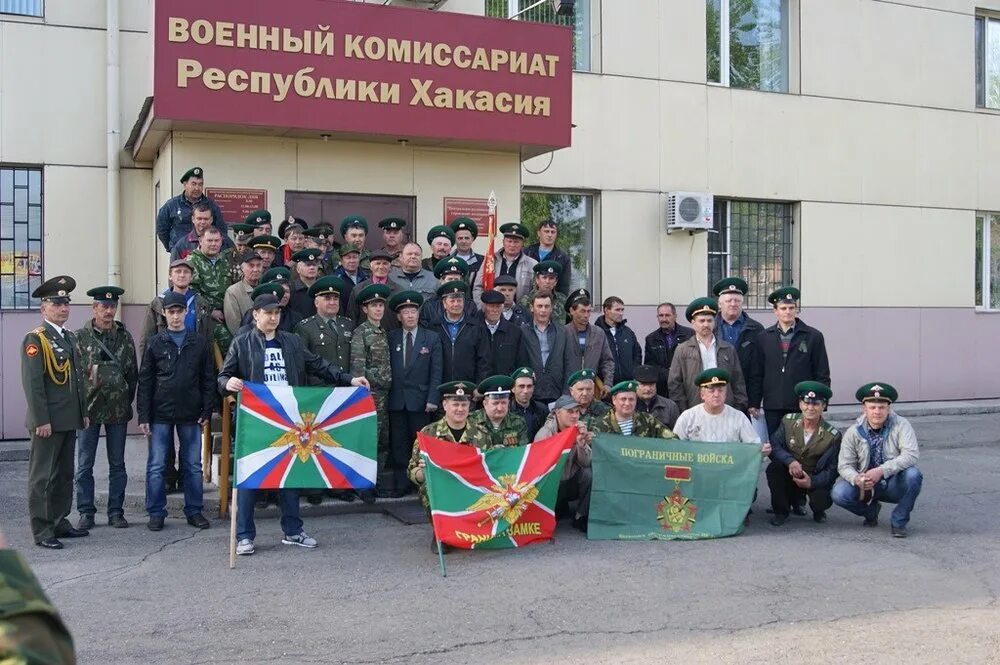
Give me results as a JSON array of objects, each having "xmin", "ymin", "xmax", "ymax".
[
  {"xmin": 236, "ymin": 489, "xmax": 302, "ymax": 542},
  {"xmin": 75, "ymin": 422, "xmax": 128, "ymax": 517},
  {"xmin": 146, "ymin": 423, "xmax": 203, "ymax": 518},
  {"xmin": 832, "ymin": 466, "xmax": 924, "ymax": 528}
]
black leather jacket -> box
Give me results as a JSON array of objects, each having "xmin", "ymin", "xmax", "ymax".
[
  {"xmin": 218, "ymin": 328, "xmax": 353, "ymax": 395},
  {"xmin": 137, "ymin": 331, "xmax": 216, "ymax": 424}
]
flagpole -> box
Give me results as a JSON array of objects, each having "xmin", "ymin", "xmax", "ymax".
[
  {"xmin": 436, "ymin": 537, "xmax": 447, "ymax": 577},
  {"xmin": 228, "ymin": 488, "xmax": 238, "ymax": 569}
]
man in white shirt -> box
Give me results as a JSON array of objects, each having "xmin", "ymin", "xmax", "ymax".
[{"xmin": 673, "ymin": 369, "xmax": 768, "ymax": 452}]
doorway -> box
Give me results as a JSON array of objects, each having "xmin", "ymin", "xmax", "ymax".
[{"xmin": 284, "ymin": 191, "xmax": 416, "ymax": 250}]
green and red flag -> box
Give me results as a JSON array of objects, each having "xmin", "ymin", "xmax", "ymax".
[
  {"xmin": 419, "ymin": 427, "xmax": 576, "ymax": 549},
  {"xmin": 588, "ymin": 433, "xmax": 762, "ymax": 540},
  {"xmin": 234, "ymin": 382, "xmax": 377, "ymax": 490}
]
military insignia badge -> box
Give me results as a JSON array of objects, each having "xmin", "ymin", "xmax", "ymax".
[
  {"xmin": 657, "ymin": 485, "xmax": 697, "ymax": 533},
  {"xmin": 25, "ymin": 343, "xmax": 39, "ymax": 357}
]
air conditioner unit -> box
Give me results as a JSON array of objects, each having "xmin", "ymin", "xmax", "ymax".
[
  {"xmin": 665, "ymin": 192, "xmax": 713, "ymax": 233},
  {"xmin": 551, "ymin": 0, "xmax": 575, "ymax": 16}
]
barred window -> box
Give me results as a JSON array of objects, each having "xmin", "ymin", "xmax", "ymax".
[
  {"xmin": 485, "ymin": 0, "xmax": 591, "ymax": 71},
  {"xmin": 708, "ymin": 199, "xmax": 793, "ymax": 309},
  {"xmin": 0, "ymin": 0, "xmax": 43, "ymax": 17},
  {"xmin": 0, "ymin": 167, "xmax": 44, "ymax": 309}
]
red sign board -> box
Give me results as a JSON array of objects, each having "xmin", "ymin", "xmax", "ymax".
[
  {"xmin": 206, "ymin": 187, "xmax": 268, "ymax": 225},
  {"xmin": 443, "ymin": 197, "xmax": 492, "ymax": 236},
  {"xmin": 153, "ymin": 0, "xmax": 573, "ymax": 149}
]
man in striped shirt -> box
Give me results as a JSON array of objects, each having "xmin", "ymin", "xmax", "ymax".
[{"xmin": 590, "ymin": 380, "xmax": 677, "ymax": 439}]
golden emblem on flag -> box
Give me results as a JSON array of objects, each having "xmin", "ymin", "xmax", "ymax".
[
  {"xmin": 270, "ymin": 412, "xmax": 340, "ymax": 462},
  {"xmin": 468, "ymin": 474, "xmax": 538, "ymax": 526},
  {"xmin": 657, "ymin": 485, "xmax": 697, "ymax": 533}
]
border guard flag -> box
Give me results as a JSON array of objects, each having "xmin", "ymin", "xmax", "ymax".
[
  {"xmin": 234, "ymin": 382, "xmax": 377, "ymax": 490},
  {"xmin": 419, "ymin": 427, "xmax": 576, "ymax": 549}
]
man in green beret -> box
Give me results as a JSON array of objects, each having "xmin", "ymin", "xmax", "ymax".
[
  {"xmin": 189, "ymin": 226, "xmax": 236, "ymax": 353},
  {"xmin": 226, "ymin": 223, "xmax": 256, "ymax": 283},
  {"xmin": 449, "ymin": 217, "xmax": 485, "ymax": 285},
  {"xmin": 509, "ymin": 367, "xmax": 550, "ymax": 440},
  {"xmin": 407, "ymin": 380, "xmax": 493, "ymax": 551},
  {"xmin": 340, "ymin": 215, "xmax": 371, "ymax": 270},
  {"xmin": 672, "ymin": 370, "xmax": 765, "ymax": 447},
  {"xmin": 832, "ymin": 383, "xmax": 922, "ymax": 538},
  {"xmin": 345, "ymin": 250, "xmax": 401, "ymax": 329},
  {"xmin": 74, "ymin": 286, "xmax": 138, "ymax": 530},
  {"xmin": 387, "ymin": 291, "xmax": 442, "ymax": 497},
  {"xmin": 422, "ymin": 225, "xmax": 456, "ymax": 271},
  {"xmin": 472, "ymin": 222, "xmax": 538, "ymax": 306},
  {"xmin": 668, "ymin": 297, "xmax": 747, "ymax": 413},
  {"xmin": 427, "ymin": 281, "xmax": 491, "ymax": 385},
  {"xmin": 247, "ymin": 209, "xmax": 272, "ymax": 236},
  {"xmin": 519, "ymin": 260, "xmax": 567, "ymax": 325},
  {"xmin": 419, "ymin": 256, "xmax": 477, "ymax": 328},
  {"xmin": 294, "ymin": 276, "xmax": 354, "ymax": 383},
  {"xmin": 567, "ymin": 369, "xmax": 610, "ymax": 428},
  {"xmin": 248, "ymin": 235, "xmax": 281, "ymax": 270},
  {"xmin": 156, "ymin": 166, "xmax": 227, "ymax": 251},
  {"xmin": 286, "ymin": 248, "xmax": 324, "ymax": 318},
  {"xmin": 467, "ymin": 375, "xmax": 529, "ymax": 448},
  {"xmin": 591, "ymin": 381, "xmax": 678, "ymax": 439},
  {"xmin": 22, "ymin": 276, "xmax": 89, "ymax": 549},
  {"xmin": 378, "ymin": 217, "xmax": 408, "ymax": 265},
  {"xmin": 223, "ymin": 250, "xmax": 263, "ymax": 336},
  {"xmin": 350, "ymin": 284, "xmax": 393, "ymax": 500},
  {"xmin": 749, "ymin": 286, "xmax": 831, "ymax": 436},
  {"xmin": 766, "ymin": 381, "xmax": 842, "ymax": 526},
  {"xmin": 713, "ymin": 277, "xmax": 764, "ymax": 392}
]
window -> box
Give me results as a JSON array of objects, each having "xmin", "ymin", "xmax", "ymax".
[
  {"xmin": 708, "ymin": 0, "xmax": 789, "ymax": 92},
  {"xmin": 975, "ymin": 212, "xmax": 1000, "ymax": 308},
  {"xmin": 708, "ymin": 199, "xmax": 793, "ymax": 309},
  {"xmin": 486, "ymin": 0, "xmax": 591, "ymax": 71},
  {"xmin": 521, "ymin": 191, "xmax": 594, "ymax": 294},
  {"xmin": 976, "ymin": 14, "xmax": 1000, "ymax": 108},
  {"xmin": 0, "ymin": 167, "xmax": 44, "ymax": 309},
  {"xmin": 0, "ymin": 0, "xmax": 43, "ymax": 17}
]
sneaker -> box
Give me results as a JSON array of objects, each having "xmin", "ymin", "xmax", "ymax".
[
  {"xmin": 78, "ymin": 514, "xmax": 95, "ymax": 530},
  {"xmin": 236, "ymin": 539, "xmax": 255, "ymax": 556},
  {"xmin": 281, "ymin": 532, "xmax": 318, "ymax": 548}
]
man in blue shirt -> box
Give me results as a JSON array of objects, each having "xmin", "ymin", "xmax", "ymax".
[{"xmin": 155, "ymin": 167, "xmax": 228, "ymax": 251}]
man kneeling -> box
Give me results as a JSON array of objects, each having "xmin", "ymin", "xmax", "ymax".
[
  {"xmin": 766, "ymin": 381, "xmax": 842, "ymax": 526},
  {"xmin": 535, "ymin": 395, "xmax": 593, "ymax": 532}
]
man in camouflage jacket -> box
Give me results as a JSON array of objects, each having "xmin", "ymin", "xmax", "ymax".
[
  {"xmin": 466, "ymin": 375, "xmax": 529, "ymax": 449},
  {"xmin": 188, "ymin": 226, "xmax": 235, "ymax": 353},
  {"xmin": 590, "ymin": 381, "xmax": 679, "ymax": 440}
]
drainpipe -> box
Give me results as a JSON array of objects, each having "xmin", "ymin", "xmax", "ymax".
[{"xmin": 106, "ymin": 0, "xmax": 121, "ymax": 287}]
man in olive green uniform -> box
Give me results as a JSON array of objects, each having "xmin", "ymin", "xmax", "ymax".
[
  {"xmin": 467, "ymin": 375, "xmax": 529, "ymax": 448},
  {"xmin": 377, "ymin": 217, "xmax": 407, "ymax": 266},
  {"xmin": 591, "ymin": 381, "xmax": 679, "ymax": 440},
  {"xmin": 567, "ymin": 369, "xmax": 611, "ymax": 428},
  {"xmin": 341, "ymin": 215, "xmax": 371, "ymax": 271},
  {"xmin": 21, "ymin": 276, "xmax": 90, "ymax": 549},
  {"xmin": 74, "ymin": 286, "xmax": 138, "ymax": 530},
  {"xmin": 188, "ymin": 226, "xmax": 235, "ymax": 353},
  {"xmin": 0, "ymin": 535, "xmax": 76, "ymax": 663},
  {"xmin": 519, "ymin": 261, "xmax": 568, "ymax": 325},
  {"xmin": 350, "ymin": 283, "xmax": 393, "ymax": 501}
]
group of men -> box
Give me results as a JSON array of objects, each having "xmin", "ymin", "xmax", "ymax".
[{"xmin": 19, "ymin": 165, "xmax": 923, "ymax": 555}]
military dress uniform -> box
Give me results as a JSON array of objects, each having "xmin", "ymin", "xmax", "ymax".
[
  {"xmin": 21, "ymin": 276, "xmax": 88, "ymax": 548},
  {"xmin": 0, "ymin": 550, "xmax": 76, "ymax": 663},
  {"xmin": 295, "ymin": 318, "xmax": 353, "ymax": 383},
  {"xmin": 350, "ymin": 284, "xmax": 393, "ymax": 495}
]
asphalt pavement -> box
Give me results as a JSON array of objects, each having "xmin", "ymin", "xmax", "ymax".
[{"xmin": 1, "ymin": 412, "xmax": 998, "ymax": 664}]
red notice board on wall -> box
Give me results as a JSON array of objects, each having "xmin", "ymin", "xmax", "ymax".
[
  {"xmin": 207, "ymin": 187, "xmax": 268, "ymax": 225},
  {"xmin": 443, "ymin": 197, "xmax": 493, "ymax": 236}
]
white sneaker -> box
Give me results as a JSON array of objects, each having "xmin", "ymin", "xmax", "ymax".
[
  {"xmin": 236, "ymin": 538, "xmax": 255, "ymax": 555},
  {"xmin": 281, "ymin": 531, "xmax": 318, "ymax": 548}
]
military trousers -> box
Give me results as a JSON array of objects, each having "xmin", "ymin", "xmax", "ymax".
[
  {"xmin": 372, "ymin": 389, "xmax": 391, "ymax": 487},
  {"xmin": 28, "ymin": 430, "xmax": 76, "ymax": 543}
]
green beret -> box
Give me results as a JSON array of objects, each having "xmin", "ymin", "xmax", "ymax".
[
  {"xmin": 855, "ymin": 382, "xmax": 897, "ymax": 404},
  {"xmin": 610, "ymin": 380, "xmax": 639, "ymax": 396},
  {"xmin": 768, "ymin": 286, "xmax": 800, "ymax": 305},
  {"xmin": 478, "ymin": 375, "xmax": 514, "ymax": 396},
  {"xmin": 567, "ymin": 287, "xmax": 591, "ymax": 308},
  {"xmin": 33, "ymin": 275, "xmax": 75, "ymax": 303},
  {"xmin": 248, "ymin": 235, "xmax": 281, "ymax": 252},
  {"xmin": 357, "ymin": 283, "xmax": 391, "ymax": 306},
  {"xmin": 388, "ymin": 290, "xmax": 424, "ymax": 311},
  {"xmin": 695, "ymin": 368, "xmax": 730, "ymax": 388},
  {"xmin": 567, "ymin": 369, "xmax": 597, "ymax": 387},
  {"xmin": 231, "ymin": 224, "xmax": 255, "ymax": 239},
  {"xmin": 439, "ymin": 380, "xmax": 476, "ymax": 400},
  {"xmin": 379, "ymin": 217, "xmax": 407, "ymax": 231},
  {"xmin": 308, "ymin": 276, "xmax": 346, "ymax": 298},
  {"xmin": 180, "ymin": 166, "xmax": 203, "ymax": 183},
  {"xmin": 712, "ymin": 277, "xmax": 749, "ymax": 297},
  {"xmin": 534, "ymin": 260, "xmax": 563, "ymax": 276},
  {"xmin": 685, "ymin": 297, "xmax": 718, "ymax": 321},
  {"xmin": 261, "ymin": 267, "xmax": 291, "ymax": 284},
  {"xmin": 437, "ymin": 281, "xmax": 468, "ymax": 298},
  {"xmin": 340, "ymin": 215, "xmax": 369, "ymax": 237},
  {"xmin": 511, "ymin": 367, "xmax": 536, "ymax": 382},
  {"xmin": 426, "ymin": 225, "xmax": 456, "ymax": 245},
  {"xmin": 291, "ymin": 248, "xmax": 322, "ymax": 263},
  {"xmin": 245, "ymin": 210, "xmax": 271, "ymax": 226},
  {"xmin": 450, "ymin": 217, "xmax": 479, "ymax": 239},
  {"xmin": 499, "ymin": 222, "xmax": 529, "ymax": 240},
  {"xmin": 87, "ymin": 285, "xmax": 124, "ymax": 303},
  {"xmin": 304, "ymin": 227, "xmax": 332, "ymax": 240},
  {"xmin": 433, "ymin": 256, "xmax": 469, "ymax": 278},
  {"xmin": 795, "ymin": 381, "xmax": 832, "ymax": 403},
  {"xmin": 252, "ymin": 282, "xmax": 285, "ymax": 300},
  {"xmin": 338, "ymin": 244, "xmax": 361, "ymax": 258}
]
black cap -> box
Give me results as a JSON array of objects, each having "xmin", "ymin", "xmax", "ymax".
[
  {"xmin": 239, "ymin": 250, "xmax": 262, "ymax": 264},
  {"xmin": 494, "ymin": 275, "xmax": 518, "ymax": 288},
  {"xmin": 481, "ymin": 290, "xmax": 504, "ymax": 305},
  {"xmin": 633, "ymin": 365, "xmax": 660, "ymax": 384},
  {"xmin": 162, "ymin": 291, "xmax": 188, "ymax": 310},
  {"xmin": 252, "ymin": 294, "xmax": 281, "ymax": 311}
]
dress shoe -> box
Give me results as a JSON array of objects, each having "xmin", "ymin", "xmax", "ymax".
[
  {"xmin": 147, "ymin": 516, "xmax": 165, "ymax": 531},
  {"xmin": 769, "ymin": 514, "xmax": 789, "ymax": 527},
  {"xmin": 77, "ymin": 514, "xmax": 95, "ymax": 530},
  {"xmin": 58, "ymin": 527, "xmax": 89, "ymax": 538},
  {"xmin": 813, "ymin": 510, "xmax": 827, "ymax": 523},
  {"xmin": 891, "ymin": 526, "xmax": 907, "ymax": 538},
  {"xmin": 108, "ymin": 514, "xmax": 129, "ymax": 529},
  {"xmin": 863, "ymin": 502, "xmax": 881, "ymax": 527},
  {"xmin": 187, "ymin": 513, "xmax": 210, "ymax": 529},
  {"xmin": 37, "ymin": 538, "xmax": 64, "ymax": 550},
  {"xmin": 792, "ymin": 505, "xmax": 807, "ymax": 516}
]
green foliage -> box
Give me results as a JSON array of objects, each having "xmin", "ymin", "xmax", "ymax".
[{"xmin": 521, "ymin": 192, "xmax": 591, "ymax": 291}]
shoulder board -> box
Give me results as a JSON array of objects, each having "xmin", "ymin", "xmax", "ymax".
[
  {"xmin": 300, "ymin": 316, "xmax": 315, "ymax": 324},
  {"xmin": 784, "ymin": 413, "xmax": 799, "ymax": 421},
  {"xmin": 823, "ymin": 423, "xmax": 839, "ymax": 435},
  {"xmin": 32, "ymin": 326, "xmax": 45, "ymax": 335}
]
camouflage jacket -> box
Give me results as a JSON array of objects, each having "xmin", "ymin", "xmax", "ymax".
[
  {"xmin": 520, "ymin": 289, "xmax": 567, "ymax": 325},
  {"xmin": 467, "ymin": 410, "xmax": 529, "ymax": 448},
  {"xmin": 0, "ymin": 550, "xmax": 76, "ymax": 664},
  {"xmin": 591, "ymin": 410, "xmax": 678, "ymax": 440},
  {"xmin": 350, "ymin": 320, "xmax": 391, "ymax": 390},
  {"xmin": 295, "ymin": 314, "xmax": 353, "ymax": 385},
  {"xmin": 74, "ymin": 319, "xmax": 138, "ymax": 423},
  {"xmin": 579, "ymin": 399, "xmax": 611, "ymax": 429},
  {"xmin": 407, "ymin": 416, "xmax": 496, "ymax": 507},
  {"xmin": 189, "ymin": 248, "xmax": 235, "ymax": 310}
]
